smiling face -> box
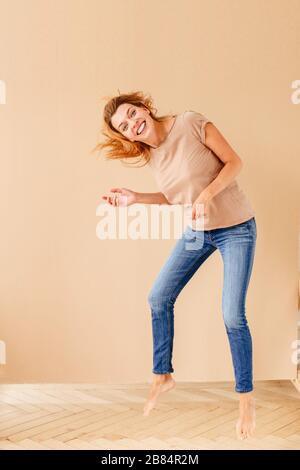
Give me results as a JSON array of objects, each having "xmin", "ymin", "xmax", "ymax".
[{"xmin": 110, "ymin": 103, "xmax": 152, "ymax": 143}]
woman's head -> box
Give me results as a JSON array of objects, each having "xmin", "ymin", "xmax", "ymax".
[
  {"xmin": 91, "ymin": 90, "xmax": 171, "ymax": 167},
  {"xmin": 110, "ymin": 102, "xmax": 151, "ymax": 143}
]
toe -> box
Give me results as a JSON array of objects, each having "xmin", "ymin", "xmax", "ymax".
[{"xmin": 236, "ymin": 421, "xmax": 242, "ymax": 440}]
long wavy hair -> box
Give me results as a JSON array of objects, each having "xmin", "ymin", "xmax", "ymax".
[{"xmin": 91, "ymin": 90, "xmax": 173, "ymax": 168}]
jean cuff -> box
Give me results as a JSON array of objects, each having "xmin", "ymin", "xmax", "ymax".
[{"xmin": 235, "ymin": 387, "xmax": 253, "ymax": 393}]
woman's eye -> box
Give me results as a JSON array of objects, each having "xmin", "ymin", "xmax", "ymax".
[{"xmin": 123, "ymin": 109, "xmax": 136, "ymax": 131}]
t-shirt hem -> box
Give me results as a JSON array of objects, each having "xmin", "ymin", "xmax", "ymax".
[{"xmin": 188, "ymin": 214, "xmax": 255, "ymax": 231}]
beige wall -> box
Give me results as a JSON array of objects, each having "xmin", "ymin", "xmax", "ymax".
[{"xmin": 0, "ymin": 0, "xmax": 299, "ymax": 383}]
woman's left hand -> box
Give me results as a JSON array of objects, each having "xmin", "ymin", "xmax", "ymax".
[{"xmin": 191, "ymin": 191, "xmax": 210, "ymax": 221}]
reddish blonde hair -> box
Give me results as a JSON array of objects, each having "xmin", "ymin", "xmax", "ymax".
[{"xmin": 91, "ymin": 90, "xmax": 172, "ymax": 168}]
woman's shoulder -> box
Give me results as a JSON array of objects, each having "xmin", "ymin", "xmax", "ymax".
[{"xmin": 183, "ymin": 110, "xmax": 208, "ymax": 122}]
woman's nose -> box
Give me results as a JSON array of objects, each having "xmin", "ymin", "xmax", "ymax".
[{"xmin": 130, "ymin": 120, "xmax": 138, "ymax": 134}]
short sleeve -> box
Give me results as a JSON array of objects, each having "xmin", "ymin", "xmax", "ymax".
[{"xmin": 184, "ymin": 110, "xmax": 213, "ymax": 145}]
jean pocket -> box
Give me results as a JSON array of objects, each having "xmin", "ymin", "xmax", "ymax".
[
  {"xmin": 233, "ymin": 219, "xmax": 250, "ymax": 229},
  {"xmin": 238, "ymin": 217, "xmax": 256, "ymax": 237},
  {"xmin": 248, "ymin": 217, "xmax": 257, "ymax": 237}
]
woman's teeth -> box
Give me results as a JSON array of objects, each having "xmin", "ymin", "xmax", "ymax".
[{"xmin": 137, "ymin": 121, "xmax": 146, "ymax": 135}]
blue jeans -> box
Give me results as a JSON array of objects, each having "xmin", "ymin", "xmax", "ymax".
[{"xmin": 147, "ymin": 217, "xmax": 257, "ymax": 393}]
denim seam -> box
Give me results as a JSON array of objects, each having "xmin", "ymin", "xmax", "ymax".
[{"xmin": 168, "ymin": 245, "xmax": 216, "ymax": 304}]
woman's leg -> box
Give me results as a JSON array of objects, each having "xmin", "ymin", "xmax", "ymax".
[
  {"xmin": 212, "ymin": 217, "xmax": 257, "ymax": 438},
  {"xmin": 148, "ymin": 226, "xmax": 217, "ymax": 375},
  {"xmin": 143, "ymin": 226, "xmax": 217, "ymax": 415}
]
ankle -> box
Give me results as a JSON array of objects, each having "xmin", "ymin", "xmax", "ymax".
[
  {"xmin": 239, "ymin": 393, "xmax": 255, "ymax": 408},
  {"xmin": 152, "ymin": 373, "xmax": 170, "ymax": 384}
]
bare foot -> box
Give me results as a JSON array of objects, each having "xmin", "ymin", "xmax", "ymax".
[
  {"xmin": 236, "ymin": 392, "xmax": 256, "ymax": 440},
  {"xmin": 143, "ymin": 374, "xmax": 176, "ymax": 416}
]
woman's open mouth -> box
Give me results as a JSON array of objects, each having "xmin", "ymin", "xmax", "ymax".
[{"xmin": 137, "ymin": 121, "xmax": 146, "ymax": 135}]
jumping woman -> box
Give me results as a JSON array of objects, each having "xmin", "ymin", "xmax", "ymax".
[{"xmin": 96, "ymin": 91, "xmax": 257, "ymax": 440}]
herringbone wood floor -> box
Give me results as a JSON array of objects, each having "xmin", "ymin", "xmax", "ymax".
[{"xmin": 0, "ymin": 380, "xmax": 300, "ymax": 450}]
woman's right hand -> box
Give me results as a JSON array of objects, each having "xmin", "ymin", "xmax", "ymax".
[{"xmin": 101, "ymin": 187, "xmax": 138, "ymax": 207}]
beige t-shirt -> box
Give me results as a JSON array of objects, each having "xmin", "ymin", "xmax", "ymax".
[{"xmin": 148, "ymin": 110, "xmax": 255, "ymax": 231}]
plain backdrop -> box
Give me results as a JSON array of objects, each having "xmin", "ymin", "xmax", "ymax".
[{"xmin": 0, "ymin": 0, "xmax": 299, "ymax": 383}]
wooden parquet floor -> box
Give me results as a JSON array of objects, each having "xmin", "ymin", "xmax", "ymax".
[{"xmin": 0, "ymin": 380, "xmax": 299, "ymax": 450}]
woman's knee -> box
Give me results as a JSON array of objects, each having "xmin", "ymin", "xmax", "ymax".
[
  {"xmin": 147, "ymin": 288, "xmax": 174, "ymax": 309},
  {"xmin": 223, "ymin": 311, "xmax": 247, "ymax": 330}
]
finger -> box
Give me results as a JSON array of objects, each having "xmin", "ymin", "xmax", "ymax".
[
  {"xmin": 110, "ymin": 188, "xmax": 122, "ymax": 193},
  {"xmin": 113, "ymin": 194, "xmax": 119, "ymax": 206}
]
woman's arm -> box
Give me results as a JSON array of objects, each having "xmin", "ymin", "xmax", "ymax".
[
  {"xmin": 135, "ymin": 191, "xmax": 171, "ymax": 205},
  {"xmin": 102, "ymin": 188, "xmax": 170, "ymax": 206},
  {"xmin": 199, "ymin": 122, "xmax": 243, "ymax": 202},
  {"xmin": 191, "ymin": 122, "xmax": 243, "ymax": 220}
]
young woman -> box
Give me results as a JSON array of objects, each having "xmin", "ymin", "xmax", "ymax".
[{"xmin": 96, "ymin": 91, "xmax": 257, "ymax": 440}]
